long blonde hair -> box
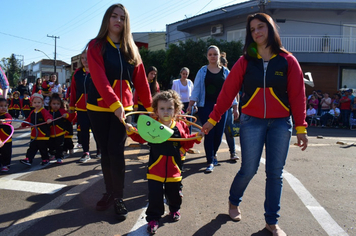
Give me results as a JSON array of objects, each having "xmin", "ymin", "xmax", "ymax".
[{"xmin": 93, "ymin": 4, "xmax": 141, "ymax": 65}]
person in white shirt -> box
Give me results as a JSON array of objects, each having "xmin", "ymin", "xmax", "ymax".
[
  {"xmin": 320, "ymin": 103, "xmax": 340, "ymax": 127},
  {"xmin": 171, "ymin": 67, "xmax": 194, "ymax": 113}
]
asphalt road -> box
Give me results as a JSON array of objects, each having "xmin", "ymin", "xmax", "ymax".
[{"xmin": 0, "ymin": 124, "xmax": 355, "ymax": 236}]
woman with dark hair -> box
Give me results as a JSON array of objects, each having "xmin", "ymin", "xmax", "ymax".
[
  {"xmin": 32, "ymin": 78, "xmax": 43, "ymax": 94},
  {"xmin": 86, "ymin": 3, "xmax": 152, "ymax": 221},
  {"xmin": 49, "ymin": 74, "xmax": 63, "ymax": 98},
  {"xmin": 202, "ymin": 13, "xmax": 308, "ymax": 235},
  {"xmin": 134, "ymin": 66, "xmax": 159, "ymax": 112}
]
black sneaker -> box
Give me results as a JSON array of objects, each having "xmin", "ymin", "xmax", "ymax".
[
  {"xmin": 96, "ymin": 193, "xmax": 114, "ymax": 211},
  {"xmin": 114, "ymin": 198, "xmax": 128, "ymax": 221},
  {"xmin": 20, "ymin": 158, "xmax": 32, "ymax": 166}
]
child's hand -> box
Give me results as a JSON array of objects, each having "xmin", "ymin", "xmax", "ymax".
[
  {"xmin": 125, "ymin": 123, "xmax": 135, "ymax": 132},
  {"xmin": 62, "ymin": 114, "xmax": 67, "ymax": 118},
  {"xmin": 47, "ymin": 119, "xmax": 52, "ymax": 124},
  {"xmin": 0, "ymin": 141, "xmax": 4, "ymax": 148}
]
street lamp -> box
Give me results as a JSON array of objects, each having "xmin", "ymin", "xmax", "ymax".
[{"xmin": 34, "ymin": 49, "xmax": 51, "ymax": 60}]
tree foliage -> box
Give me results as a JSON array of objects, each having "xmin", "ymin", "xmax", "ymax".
[
  {"xmin": 0, "ymin": 54, "xmax": 22, "ymax": 87},
  {"xmin": 139, "ymin": 38, "xmax": 243, "ymax": 90}
]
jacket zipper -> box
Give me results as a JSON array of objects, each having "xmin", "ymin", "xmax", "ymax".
[
  {"xmin": 116, "ymin": 47, "xmax": 123, "ymax": 105},
  {"xmin": 263, "ymin": 60, "xmax": 268, "ymax": 118}
]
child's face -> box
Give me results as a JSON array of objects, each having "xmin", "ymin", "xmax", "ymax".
[
  {"xmin": 155, "ymin": 100, "xmax": 175, "ymax": 123},
  {"xmin": 14, "ymin": 94, "xmax": 19, "ymax": 99},
  {"xmin": 24, "ymin": 94, "xmax": 29, "ymax": 98},
  {"xmin": 50, "ymin": 100, "xmax": 61, "ymax": 111},
  {"xmin": 147, "ymin": 71, "xmax": 156, "ymax": 82},
  {"xmin": 0, "ymin": 102, "xmax": 8, "ymax": 113},
  {"xmin": 32, "ymin": 98, "xmax": 43, "ymax": 109}
]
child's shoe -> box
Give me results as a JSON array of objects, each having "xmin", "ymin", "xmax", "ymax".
[
  {"xmin": 1, "ymin": 166, "xmax": 10, "ymax": 172},
  {"xmin": 147, "ymin": 220, "xmax": 159, "ymax": 234},
  {"xmin": 41, "ymin": 160, "xmax": 50, "ymax": 166},
  {"xmin": 69, "ymin": 149, "xmax": 74, "ymax": 155},
  {"xmin": 169, "ymin": 211, "xmax": 181, "ymax": 222},
  {"xmin": 205, "ymin": 164, "xmax": 214, "ymax": 173},
  {"xmin": 49, "ymin": 155, "xmax": 56, "ymax": 163},
  {"xmin": 56, "ymin": 159, "xmax": 63, "ymax": 164},
  {"xmin": 76, "ymin": 143, "xmax": 82, "ymax": 148},
  {"xmin": 20, "ymin": 158, "xmax": 32, "ymax": 166},
  {"xmin": 78, "ymin": 153, "xmax": 91, "ymax": 163}
]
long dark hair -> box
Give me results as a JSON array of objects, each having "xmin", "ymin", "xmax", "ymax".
[
  {"xmin": 147, "ymin": 66, "xmax": 158, "ymax": 97},
  {"xmin": 243, "ymin": 13, "xmax": 289, "ymax": 60},
  {"xmin": 49, "ymin": 93, "xmax": 64, "ymax": 109}
]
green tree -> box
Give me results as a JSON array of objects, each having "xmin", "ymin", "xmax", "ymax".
[
  {"xmin": 139, "ymin": 39, "xmax": 243, "ymax": 90},
  {"xmin": 0, "ymin": 54, "xmax": 22, "ymax": 87}
]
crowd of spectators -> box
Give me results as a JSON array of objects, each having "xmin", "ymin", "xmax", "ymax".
[{"xmin": 306, "ymin": 88, "xmax": 355, "ymax": 129}]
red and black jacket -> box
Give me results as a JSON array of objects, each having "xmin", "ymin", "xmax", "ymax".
[
  {"xmin": 0, "ymin": 112, "xmax": 12, "ymax": 143},
  {"xmin": 87, "ymin": 36, "xmax": 152, "ymax": 112},
  {"xmin": 49, "ymin": 108, "xmax": 69, "ymax": 137},
  {"xmin": 22, "ymin": 108, "xmax": 52, "ymax": 140},
  {"xmin": 127, "ymin": 120, "xmax": 201, "ymax": 183},
  {"xmin": 209, "ymin": 52, "xmax": 307, "ymax": 134},
  {"xmin": 10, "ymin": 98, "xmax": 21, "ymax": 110},
  {"xmin": 69, "ymin": 68, "xmax": 91, "ymax": 112},
  {"xmin": 21, "ymin": 97, "xmax": 31, "ymax": 111},
  {"xmin": 63, "ymin": 112, "xmax": 76, "ymax": 138}
]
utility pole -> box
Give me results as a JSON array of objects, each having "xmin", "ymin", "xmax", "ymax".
[{"xmin": 47, "ymin": 35, "xmax": 60, "ymax": 74}]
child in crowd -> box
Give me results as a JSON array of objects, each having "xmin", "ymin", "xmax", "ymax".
[
  {"xmin": 0, "ymin": 98, "xmax": 13, "ymax": 172},
  {"xmin": 21, "ymin": 91, "xmax": 32, "ymax": 118},
  {"xmin": 62, "ymin": 100, "xmax": 75, "ymax": 158},
  {"xmin": 306, "ymin": 103, "xmax": 317, "ymax": 126},
  {"xmin": 126, "ymin": 90, "xmax": 202, "ymax": 234},
  {"xmin": 41, "ymin": 75, "xmax": 51, "ymax": 110},
  {"xmin": 20, "ymin": 93, "xmax": 52, "ymax": 166},
  {"xmin": 10, "ymin": 91, "xmax": 21, "ymax": 118},
  {"xmin": 48, "ymin": 94, "xmax": 69, "ymax": 164}
]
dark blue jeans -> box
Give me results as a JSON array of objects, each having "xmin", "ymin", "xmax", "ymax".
[
  {"xmin": 224, "ymin": 107, "xmax": 236, "ymax": 155},
  {"xmin": 229, "ymin": 114, "xmax": 292, "ymax": 225},
  {"xmin": 198, "ymin": 100, "xmax": 227, "ymax": 164}
]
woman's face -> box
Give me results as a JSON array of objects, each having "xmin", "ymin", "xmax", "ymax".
[
  {"xmin": 250, "ymin": 19, "xmax": 269, "ymax": 46},
  {"xmin": 109, "ymin": 7, "xmax": 125, "ymax": 37},
  {"xmin": 38, "ymin": 78, "xmax": 42, "ymax": 84},
  {"xmin": 147, "ymin": 70, "xmax": 156, "ymax": 82},
  {"xmin": 207, "ymin": 48, "xmax": 219, "ymax": 65},
  {"xmin": 50, "ymin": 75, "xmax": 57, "ymax": 82},
  {"xmin": 180, "ymin": 70, "xmax": 189, "ymax": 79},
  {"xmin": 81, "ymin": 52, "xmax": 88, "ymax": 69}
]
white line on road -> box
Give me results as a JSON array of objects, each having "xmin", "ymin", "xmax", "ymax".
[
  {"xmin": 0, "ymin": 179, "xmax": 66, "ymax": 194},
  {"xmin": 1, "ymin": 173, "xmax": 103, "ymax": 236}
]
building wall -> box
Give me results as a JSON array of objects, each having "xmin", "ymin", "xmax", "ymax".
[{"xmin": 301, "ymin": 64, "xmax": 339, "ymax": 96}]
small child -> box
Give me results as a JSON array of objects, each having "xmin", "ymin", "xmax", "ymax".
[
  {"xmin": 126, "ymin": 90, "xmax": 203, "ymax": 234},
  {"xmin": 0, "ymin": 98, "xmax": 13, "ymax": 172},
  {"xmin": 21, "ymin": 91, "xmax": 32, "ymax": 118},
  {"xmin": 10, "ymin": 91, "xmax": 21, "ymax": 118},
  {"xmin": 62, "ymin": 100, "xmax": 75, "ymax": 158},
  {"xmin": 20, "ymin": 93, "xmax": 53, "ymax": 166},
  {"xmin": 48, "ymin": 94, "xmax": 70, "ymax": 164}
]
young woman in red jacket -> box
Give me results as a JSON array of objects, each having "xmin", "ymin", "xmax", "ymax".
[{"xmin": 86, "ymin": 4, "xmax": 152, "ymax": 221}]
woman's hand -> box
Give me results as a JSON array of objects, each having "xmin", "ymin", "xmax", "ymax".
[
  {"xmin": 297, "ymin": 133, "xmax": 308, "ymax": 151},
  {"xmin": 114, "ymin": 106, "xmax": 126, "ymax": 124},
  {"xmin": 201, "ymin": 121, "xmax": 214, "ymax": 135}
]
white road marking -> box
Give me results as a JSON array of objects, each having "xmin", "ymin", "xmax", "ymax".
[
  {"xmin": 128, "ymin": 204, "xmax": 149, "ymax": 236},
  {"xmin": 260, "ymin": 157, "xmax": 347, "ymax": 235},
  {"xmin": 1, "ymin": 173, "xmax": 102, "ymax": 236},
  {"xmin": 0, "ymin": 179, "xmax": 66, "ymax": 194}
]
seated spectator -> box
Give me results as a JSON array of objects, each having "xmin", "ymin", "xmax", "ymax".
[
  {"xmin": 306, "ymin": 104, "xmax": 316, "ymax": 126},
  {"xmin": 320, "ymin": 103, "xmax": 340, "ymax": 128}
]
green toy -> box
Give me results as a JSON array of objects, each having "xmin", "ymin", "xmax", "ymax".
[{"xmin": 137, "ymin": 115, "xmax": 174, "ymax": 143}]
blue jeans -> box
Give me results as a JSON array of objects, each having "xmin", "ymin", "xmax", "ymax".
[
  {"xmin": 229, "ymin": 114, "xmax": 292, "ymax": 225},
  {"xmin": 224, "ymin": 107, "xmax": 235, "ymax": 155},
  {"xmin": 340, "ymin": 109, "xmax": 350, "ymax": 126},
  {"xmin": 198, "ymin": 100, "xmax": 227, "ymax": 164}
]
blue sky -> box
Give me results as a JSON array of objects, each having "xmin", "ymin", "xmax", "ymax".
[{"xmin": 0, "ymin": 0, "xmax": 247, "ymax": 66}]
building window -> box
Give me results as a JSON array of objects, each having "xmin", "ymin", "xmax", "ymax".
[
  {"xmin": 341, "ymin": 68, "xmax": 356, "ymax": 89},
  {"xmin": 227, "ymin": 29, "xmax": 246, "ymax": 42}
]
